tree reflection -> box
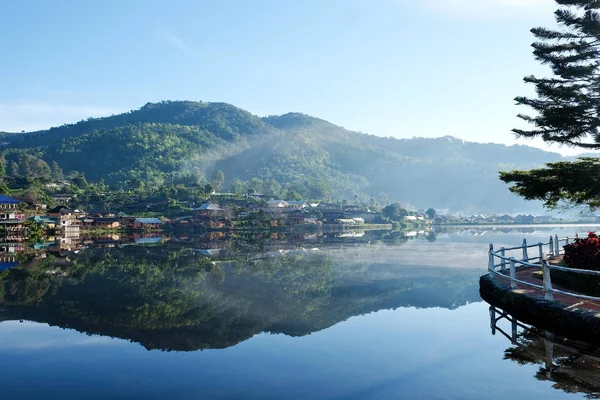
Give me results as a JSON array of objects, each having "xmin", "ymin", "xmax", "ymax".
[{"xmin": 0, "ymin": 238, "xmax": 482, "ymax": 352}]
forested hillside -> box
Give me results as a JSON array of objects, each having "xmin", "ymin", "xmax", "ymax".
[{"xmin": 0, "ymin": 100, "xmax": 567, "ymax": 212}]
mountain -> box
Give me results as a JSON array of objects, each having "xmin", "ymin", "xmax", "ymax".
[{"xmin": 0, "ymin": 100, "xmax": 567, "ymax": 212}]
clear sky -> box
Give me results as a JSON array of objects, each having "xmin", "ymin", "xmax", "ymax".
[{"xmin": 1, "ymin": 0, "xmax": 584, "ymax": 155}]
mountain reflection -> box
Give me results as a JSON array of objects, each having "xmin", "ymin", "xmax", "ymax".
[
  {"xmin": 490, "ymin": 306, "xmax": 600, "ymax": 399},
  {"xmin": 0, "ymin": 230, "xmax": 482, "ymax": 351}
]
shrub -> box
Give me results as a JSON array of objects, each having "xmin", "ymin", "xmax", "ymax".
[{"xmin": 563, "ymin": 232, "xmax": 600, "ymax": 271}]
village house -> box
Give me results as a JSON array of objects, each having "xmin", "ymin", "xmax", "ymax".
[
  {"xmin": 288, "ymin": 211, "xmax": 318, "ymax": 225},
  {"xmin": 0, "ymin": 210, "xmax": 25, "ymax": 222},
  {"xmin": 79, "ymin": 217, "xmax": 121, "ymax": 229},
  {"xmin": 286, "ymin": 201, "xmax": 309, "ymax": 210},
  {"xmin": 51, "ymin": 193, "xmax": 73, "ymax": 203},
  {"xmin": 132, "ymin": 217, "xmax": 163, "ymax": 229},
  {"xmin": 47, "ymin": 206, "xmax": 86, "ymax": 227},
  {"xmin": 0, "ymin": 194, "xmax": 20, "ymax": 210},
  {"xmin": 45, "ymin": 180, "xmax": 71, "ymax": 190},
  {"xmin": 193, "ymin": 202, "xmax": 223, "ymax": 219},
  {"xmin": 29, "ymin": 215, "xmax": 57, "ymax": 228},
  {"xmin": 263, "ymin": 200, "xmax": 290, "ymax": 211}
]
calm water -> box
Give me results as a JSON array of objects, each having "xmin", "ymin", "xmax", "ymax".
[{"xmin": 1, "ymin": 226, "xmax": 599, "ymax": 400}]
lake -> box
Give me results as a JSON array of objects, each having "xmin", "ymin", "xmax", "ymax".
[{"xmin": 1, "ymin": 226, "xmax": 599, "ymax": 400}]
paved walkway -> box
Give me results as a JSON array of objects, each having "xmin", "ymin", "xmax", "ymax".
[{"xmin": 497, "ymin": 262, "xmax": 600, "ymax": 314}]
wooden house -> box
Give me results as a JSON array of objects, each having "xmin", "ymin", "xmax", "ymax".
[
  {"xmin": 132, "ymin": 218, "xmax": 163, "ymax": 229},
  {"xmin": 193, "ymin": 202, "xmax": 223, "ymax": 218}
]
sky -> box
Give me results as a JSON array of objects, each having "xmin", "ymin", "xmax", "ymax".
[{"xmin": 0, "ymin": 0, "xmax": 586, "ymax": 155}]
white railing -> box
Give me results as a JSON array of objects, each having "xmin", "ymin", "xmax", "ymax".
[{"xmin": 488, "ymin": 233, "xmax": 600, "ymax": 302}]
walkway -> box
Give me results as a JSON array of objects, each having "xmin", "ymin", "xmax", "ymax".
[{"xmin": 496, "ymin": 265, "xmax": 600, "ymax": 314}]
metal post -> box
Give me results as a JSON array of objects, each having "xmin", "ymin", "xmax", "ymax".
[
  {"xmin": 549, "ymin": 236, "xmax": 554, "ymax": 256},
  {"xmin": 554, "ymin": 234, "xmax": 560, "ymax": 257},
  {"xmin": 538, "ymin": 242, "xmax": 543, "ymax": 261},
  {"xmin": 565, "ymin": 237, "xmax": 570, "ymax": 245},
  {"xmin": 510, "ymin": 258, "xmax": 517, "ymax": 289},
  {"xmin": 500, "ymin": 247, "xmax": 506, "ymax": 272},
  {"xmin": 489, "ymin": 306, "xmax": 496, "ymax": 335},
  {"xmin": 542, "ymin": 253, "xmax": 554, "ymax": 301},
  {"xmin": 522, "ymin": 238, "xmax": 529, "ymax": 261},
  {"xmin": 511, "ymin": 318, "xmax": 518, "ymax": 345},
  {"xmin": 489, "ymin": 243, "xmax": 494, "ymax": 273}
]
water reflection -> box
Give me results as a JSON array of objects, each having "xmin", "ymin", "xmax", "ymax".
[
  {"xmin": 0, "ymin": 230, "xmax": 484, "ymax": 351},
  {"xmin": 490, "ymin": 306, "xmax": 600, "ymax": 399}
]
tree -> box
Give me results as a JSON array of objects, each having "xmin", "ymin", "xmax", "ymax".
[
  {"xmin": 0, "ymin": 181, "xmax": 9, "ymax": 194},
  {"xmin": 50, "ymin": 161, "xmax": 63, "ymax": 180},
  {"xmin": 210, "ymin": 170, "xmax": 225, "ymax": 191},
  {"xmin": 379, "ymin": 191, "xmax": 390, "ymax": 207},
  {"xmin": 425, "ymin": 208, "xmax": 437, "ymax": 220},
  {"xmin": 501, "ymin": 1, "xmax": 600, "ymax": 209},
  {"xmin": 382, "ymin": 203, "xmax": 408, "ymax": 221},
  {"xmin": 229, "ymin": 178, "xmax": 245, "ymax": 195},
  {"xmin": 8, "ymin": 161, "xmax": 19, "ymax": 177},
  {"xmin": 285, "ymin": 189, "xmax": 302, "ymax": 201},
  {"xmin": 263, "ymin": 178, "xmax": 281, "ymax": 197}
]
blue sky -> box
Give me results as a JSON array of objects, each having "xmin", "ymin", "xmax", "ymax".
[{"xmin": 2, "ymin": 0, "xmax": 579, "ymax": 154}]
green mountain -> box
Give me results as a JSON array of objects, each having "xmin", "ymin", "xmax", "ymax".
[{"xmin": 1, "ymin": 100, "xmax": 567, "ymax": 212}]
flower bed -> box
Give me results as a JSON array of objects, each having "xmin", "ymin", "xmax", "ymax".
[{"xmin": 552, "ymin": 232, "xmax": 600, "ymax": 297}]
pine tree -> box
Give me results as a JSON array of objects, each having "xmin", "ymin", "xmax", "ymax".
[
  {"xmin": 513, "ymin": 0, "xmax": 600, "ymax": 148},
  {"xmin": 501, "ymin": 1, "xmax": 600, "ymax": 209}
]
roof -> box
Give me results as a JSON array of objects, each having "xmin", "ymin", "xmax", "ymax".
[
  {"xmin": 0, "ymin": 194, "xmax": 20, "ymax": 205},
  {"xmin": 134, "ymin": 218, "xmax": 163, "ymax": 224},
  {"xmin": 135, "ymin": 237, "xmax": 163, "ymax": 244},
  {"xmin": 47, "ymin": 206, "xmax": 74, "ymax": 214},
  {"xmin": 193, "ymin": 203, "xmax": 222, "ymax": 211},
  {"xmin": 266, "ymin": 200, "xmax": 289, "ymax": 207},
  {"xmin": 28, "ymin": 216, "xmax": 56, "ymax": 223},
  {"xmin": 92, "ymin": 217, "xmax": 120, "ymax": 223}
]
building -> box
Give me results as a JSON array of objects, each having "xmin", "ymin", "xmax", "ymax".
[
  {"xmin": 193, "ymin": 202, "xmax": 223, "ymax": 218},
  {"xmin": 47, "ymin": 206, "xmax": 87, "ymax": 228},
  {"xmin": 132, "ymin": 218, "xmax": 163, "ymax": 229},
  {"xmin": 82, "ymin": 217, "xmax": 121, "ymax": 229},
  {"xmin": 51, "ymin": 193, "xmax": 73, "ymax": 203},
  {"xmin": 288, "ymin": 212, "xmax": 318, "ymax": 225},
  {"xmin": 287, "ymin": 201, "xmax": 309, "ymax": 210},
  {"xmin": 28, "ymin": 216, "xmax": 56, "ymax": 229},
  {"xmin": 264, "ymin": 200, "xmax": 289, "ymax": 210},
  {"xmin": 0, "ymin": 194, "xmax": 20, "ymax": 210}
]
